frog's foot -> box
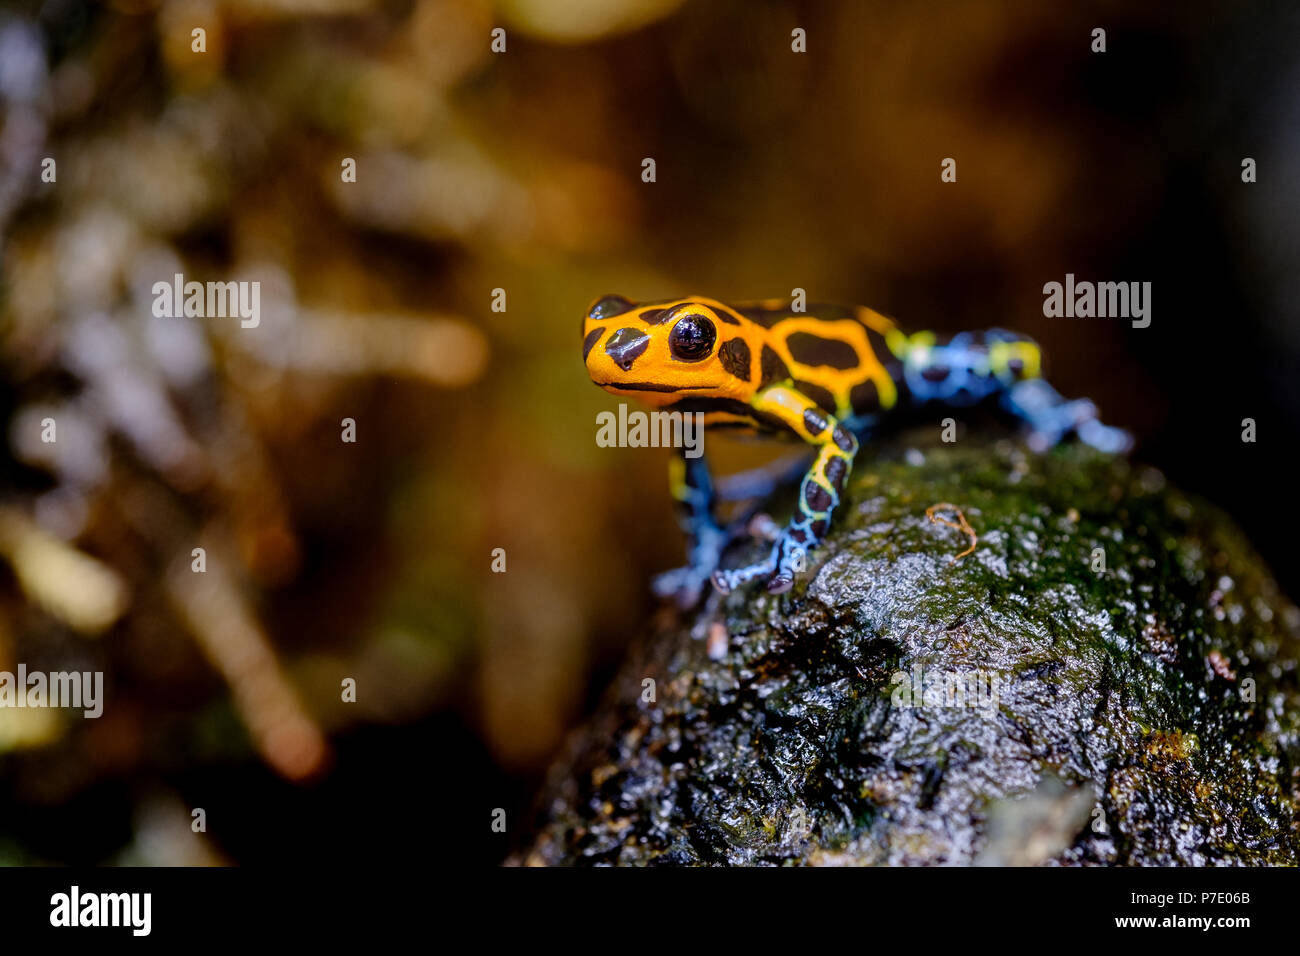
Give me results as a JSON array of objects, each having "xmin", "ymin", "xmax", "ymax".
[
  {"xmin": 652, "ymin": 564, "xmax": 713, "ymax": 608},
  {"xmin": 1006, "ymin": 379, "xmax": 1133, "ymax": 454},
  {"xmin": 652, "ymin": 521, "xmax": 729, "ymax": 609},
  {"xmin": 711, "ymin": 529, "xmax": 807, "ymax": 596},
  {"xmin": 1076, "ymin": 418, "xmax": 1134, "ymax": 455}
]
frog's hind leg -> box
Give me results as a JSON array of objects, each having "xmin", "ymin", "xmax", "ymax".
[
  {"xmin": 902, "ymin": 329, "xmax": 1132, "ymax": 453},
  {"xmin": 1001, "ymin": 378, "xmax": 1132, "ymax": 453}
]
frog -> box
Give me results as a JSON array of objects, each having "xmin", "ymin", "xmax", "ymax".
[{"xmin": 581, "ymin": 294, "xmax": 1132, "ymax": 604}]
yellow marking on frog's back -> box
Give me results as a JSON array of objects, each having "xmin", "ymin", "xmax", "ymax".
[
  {"xmin": 854, "ymin": 306, "xmax": 900, "ymax": 337},
  {"xmin": 763, "ymin": 312, "xmax": 899, "ymax": 419}
]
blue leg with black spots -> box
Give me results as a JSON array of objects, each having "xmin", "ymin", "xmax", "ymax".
[
  {"xmin": 652, "ymin": 451, "xmax": 729, "ymax": 608},
  {"xmin": 1002, "ymin": 379, "xmax": 1133, "ymax": 453},
  {"xmin": 902, "ymin": 328, "xmax": 1133, "ymax": 453}
]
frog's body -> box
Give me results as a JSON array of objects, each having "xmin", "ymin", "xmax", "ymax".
[{"xmin": 582, "ymin": 294, "xmax": 1131, "ymax": 602}]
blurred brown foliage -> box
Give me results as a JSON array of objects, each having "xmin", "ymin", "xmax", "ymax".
[{"xmin": 0, "ymin": 0, "xmax": 1295, "ymax": 863}]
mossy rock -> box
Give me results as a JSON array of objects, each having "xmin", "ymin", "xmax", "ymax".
[{"xmin": 519, "ymin": 430, "xmax": 1300, "ymax": 866}]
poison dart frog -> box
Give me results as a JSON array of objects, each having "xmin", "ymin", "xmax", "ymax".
[{"xmin": 582, "ymin": 294, "xmax": 1132, "ymax": 604}]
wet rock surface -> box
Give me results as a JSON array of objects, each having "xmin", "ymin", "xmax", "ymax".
[{"xmin": 519, "ymin": 431, "xmax": 1300, "ymax": 866}]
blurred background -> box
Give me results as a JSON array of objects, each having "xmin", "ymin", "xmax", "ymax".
[{"xmin": 0, "ymin": 0, "xmax": 1297, "ymax": 866}]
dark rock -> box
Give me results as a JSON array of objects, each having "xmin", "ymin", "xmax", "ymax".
[{"xmin": 518, "ymin": 431, "xmax": 1300, "ymax": 866}]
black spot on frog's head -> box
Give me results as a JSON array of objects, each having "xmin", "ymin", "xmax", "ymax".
[
  {"xmin": 718, "ymin": 337, "xmax": 751, "ymax": 381},
  {"xmin": 582, "ymin": 296, "xmax": 634, "ymax": 360},
  {"xmin": 604, "ymin": 327, "xmax": 650, "ymax": 370},
  {"xmin": 587, "ymin": 294, "xmax": 634, "ymax": 322}
]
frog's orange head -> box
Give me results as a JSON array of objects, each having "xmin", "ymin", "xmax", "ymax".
[{"xmin": 581, "ymin": 295, "xmax": 758, "ymax": 407}]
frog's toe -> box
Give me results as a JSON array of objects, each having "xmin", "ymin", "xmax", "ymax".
[
  {"xmin": 1077, "ymin": 418, "xmax": 1134, "ymax": 455},
  {"xmin": 710, "ymin": 535, "xmax": 794, "ymax": 595},
  {"xmin": 711, "ymin": 557, "xmax": 776, "ymax": 595},
  {"xmin": 765, "ymin": 571, "xmax": 794, "ymax": 594},
  {"xmin": 652, "ymin": 566, "xmax": 709, "ymax": 608}
]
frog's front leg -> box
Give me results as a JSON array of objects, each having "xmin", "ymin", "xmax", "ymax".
[
  {"xmin": 711, "ymin": 386, "xmax": 858, "ymax": 596},
  {"xmin": 652, "ymin": 449, "xmax": 729, "ymax": 608}
]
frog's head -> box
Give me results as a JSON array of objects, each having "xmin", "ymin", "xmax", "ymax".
[{"xmin": 581, "ymin": 295, "xmax": 757, "ymax": 407}]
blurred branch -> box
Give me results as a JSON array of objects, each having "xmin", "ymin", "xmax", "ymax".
[{"xmin": 0, "ymin": 507, "xmax": 128, "ymax": 637}]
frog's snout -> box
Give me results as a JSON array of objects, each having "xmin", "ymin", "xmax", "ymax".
[{"xmin": 604, "ymin": 327, "xmax": 650, "ymax": 371}]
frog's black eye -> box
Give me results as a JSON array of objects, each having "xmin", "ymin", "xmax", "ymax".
[
  {"xmin": 668, "ymin": 314, "xmax": 716, "ymax": 362},
  {"xmin": 588, "ymin": 295, "xmax": 634, "ymax": 321}
]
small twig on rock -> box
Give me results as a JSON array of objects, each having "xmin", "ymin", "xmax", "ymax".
[{"xmin": 926, "ymin": 502, "xmax": 977, "ymax": 563}]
